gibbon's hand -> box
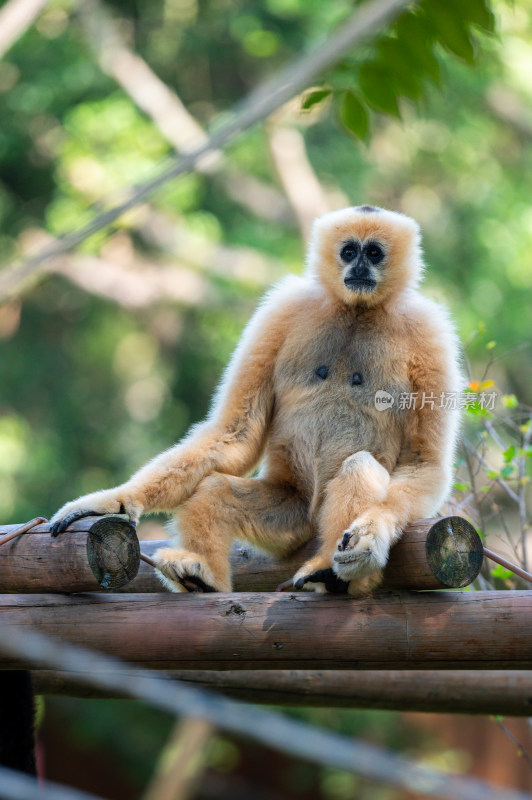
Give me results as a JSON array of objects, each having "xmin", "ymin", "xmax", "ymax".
[
  {"xmin": 332, "ymin": 507, "xmax": 396, "ymax": 581},
  {"xmin": 49, "ymin": 488, "xmax": 142, "ymax": 537}
]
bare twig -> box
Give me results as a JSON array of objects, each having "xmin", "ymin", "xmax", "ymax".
[
  {"xmin": 462, "ymin": 438, "xmax": 520, "ymax": 505},
  {"xmin": 493, "ymin": 719, "xmax": 532, "ymax": 771},
  {"xmin": 268, "ymin": 125, "xmax": 330, "ymax": 240},
  {"xmin": 517, "ymin": 418, "xmax": 532, "ymax": 570},
  {"xmin": 0, "ymin": 0, "xmax": 49, "ymax": 59}
]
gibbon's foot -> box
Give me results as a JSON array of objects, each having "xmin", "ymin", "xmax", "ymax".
[
  {"xmin": 333, "ymin": 511, "xmax": 394, "ymax": 581},
  {"xmin": 50, "ymin": 489, "xmax": 143, "ymax": 537},
  {"xmin": 153, "ymin": 547, "xmax": 230, "ymax": 593},
  {"xmin": 292, "ymin": 556, "xmax": 349, "ymax": 594}
]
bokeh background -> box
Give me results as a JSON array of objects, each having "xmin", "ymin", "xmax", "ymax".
[{"xmin": 1, "ymin": 0, "xmax": 532, "ymax": 796}]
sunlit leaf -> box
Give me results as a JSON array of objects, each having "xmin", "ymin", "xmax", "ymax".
[
  {"xmin": 491, "ymin": 564, "xmax": 514, "ymax": 580},
  {"xmin": 302, "ymin": 88, "xmax": 332, "ymax": 110},
  {"xmin": 503, "ymin": 445, "xmax": 515, "ymax": 463},
  {"xmin": 503, "ymin": 394, "xmax": 518, "ymax": 408}
]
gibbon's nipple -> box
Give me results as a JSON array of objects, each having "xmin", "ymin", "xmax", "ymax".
[
  {"xmin": 351, "ymin": 372, "xmax": 363, "ymax": 385},
  {"xmin": 315, "ymin": 365, "xmax": 329, "ymax": 379}
]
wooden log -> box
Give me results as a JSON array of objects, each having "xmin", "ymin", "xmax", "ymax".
[
  {"xmin": 0, "ymin": 515, "xmax": 482, "ymax": 594},
  {"xmin": 131, "ymin": 515, "xmax": 482, "ymax": 592},
  {"xmin": 0, "ymin": 516, "xmax": 140, "ymax": 592},
  {"xmin": 1, "ymin": 591, "xmax": 531, "ymax": 671},
  {"xmin": 30, "ymin": 668, "xmax": 532, "ymax": 716}
]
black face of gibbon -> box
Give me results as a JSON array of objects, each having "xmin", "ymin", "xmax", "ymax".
[{"xmin": 340, "ymin": 239, "xmax": 385, "ymax": 293}]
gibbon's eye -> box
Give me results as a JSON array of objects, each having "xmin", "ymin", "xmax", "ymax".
[
  {"xmin": 365, "ymin": 242, "xmax": 384, "ymax": 264},
  {"xmin": 340, "ymin": 242, "xmax": 358, "ymax": 263},
  {"xmin": 315, "ymin": 365, "xmax": 329, "ymax": 380}
]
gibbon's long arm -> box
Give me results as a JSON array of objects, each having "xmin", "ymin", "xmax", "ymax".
[
  {"xmin": 50, "ymin": 277, "xmax": 306, "ymax": 533},
  {"xmin": 366, "ymin": 307, "xmax": 461, "ymax": 536}
]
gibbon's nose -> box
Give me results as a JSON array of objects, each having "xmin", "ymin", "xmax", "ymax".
[{"xmin": 353, "ymin": 264, "xmax": 370, "ymax": 279}]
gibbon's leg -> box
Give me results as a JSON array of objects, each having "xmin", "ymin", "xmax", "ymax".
[
  {"xmin": 154, "ymin": 474, "xmax": 313, "ymax": 593},
  {"xmin": 293, "ymin": 451, "xmax": 390, "ymax": 594}
]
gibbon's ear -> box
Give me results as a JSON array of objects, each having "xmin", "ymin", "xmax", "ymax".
[{"xmin": 305, "ymin": 206, "xmax": 424, "ymax": 306}]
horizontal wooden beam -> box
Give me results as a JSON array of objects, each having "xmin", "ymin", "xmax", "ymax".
[
  {"xmin": 31, "ymin": 668, "xmax": 532, "ymax": 715},
  {"xmin": 1, "ymin": 591, "xmax": 531, "ymax": 671},
  {"xmin": 0, "ymin": 515, "xmax": 482, "ymax": 593}
]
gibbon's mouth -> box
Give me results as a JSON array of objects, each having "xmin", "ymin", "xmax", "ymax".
[{"xmin": 344, "ymin": 277, "xmax": 377, "ymax": 292}]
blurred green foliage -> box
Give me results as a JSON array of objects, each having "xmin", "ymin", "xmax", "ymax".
[
  {"xmin": 1, "ymin": 0, "xmax": 532, "ymax": 796},
  {"xmin": 0, "ymin": 0, "xmax": 531, "ymax": 524}
]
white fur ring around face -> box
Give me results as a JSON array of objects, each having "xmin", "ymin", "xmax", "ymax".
[{"xmin": 332, "ymin": 512, "xmax": 394, "ymax": 581}]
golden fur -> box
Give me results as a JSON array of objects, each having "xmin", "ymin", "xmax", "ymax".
[{"xmin": 51, "ymin": 206, "xmax": 462, "ymax": 594}]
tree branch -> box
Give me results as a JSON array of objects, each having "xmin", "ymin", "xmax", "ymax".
[{"xmin": 0, "ymin": 0, "xmax": 413, "ymax": 302}]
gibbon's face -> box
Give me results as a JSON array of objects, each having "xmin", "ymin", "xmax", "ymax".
[{"xmin": 306, "ymin": 206, "xmax": 423, "ymax": 307}]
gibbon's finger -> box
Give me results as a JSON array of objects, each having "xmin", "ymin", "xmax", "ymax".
[
  {"xmin": 50, "ymin": 509, "xmax": 99, "ymax": 538},
  {"xmin": 275, "ymin": 578, "xmax": 294, "ymax": 592},
  {"xmin": 179, "ymin": 575, "xmax": 217, "ymax": 593},
  {"xmin": 294, "ymin": 568, "xmax": 349, "ymax": 594}
]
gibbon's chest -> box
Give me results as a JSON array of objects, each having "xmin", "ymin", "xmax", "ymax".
[{"xmin": 274, "ymin": 315, "xmax": 410, "ymax": 413}]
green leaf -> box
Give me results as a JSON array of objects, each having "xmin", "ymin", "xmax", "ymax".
[
  {"xmin": 359, "ymin": 64, "xmax": 400, "ymax": 116},
  {"xmin": 394, "ymin": 13, "xmax": 441, "ymax": 83},
  {"xmin": 503, "ymin": 394, "xmax": 518, "ymax": 408},
  {"xmin": 450, "ymin": 0, "xmax": 496, "ymax": 34},
  {"xmin": 340, "ymin": 91, "xmax": 370, "ymax": 139},
  {"xmin": 500, "ymin": 464, "xmax": 515, "ymax": 479},
  {"xmin": 453, "ymin": 481, "xmax": 469, "ymax": 491},
  {"xmin": 491, "ymin": 564, "xmax": 514, "ymax": 580},
  {"xmin": 503, "ymin": 445, "xmax": 515, "ymax": 463},
  {"xmin": 302, "ymin": 89, "xmax": 332, "ymax": 110},
  {"xmin": 375, "ymin": 39, "xmax": 424, "ymax": 101},
  {"xmin": 421, "ymin": 3, "xmax": 476, "ymax": 64}
]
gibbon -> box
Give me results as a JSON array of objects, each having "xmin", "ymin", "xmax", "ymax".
[{"xmin": 51, "ymin": 206, "xmax": 461, "ymax": 595}]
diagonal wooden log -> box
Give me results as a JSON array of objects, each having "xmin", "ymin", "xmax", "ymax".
[
  {"xmin": 30, "ymin": 668, "xmax": 532, "ymax": 716},
  {"xmin": 1, "ymin": 591, "xmax": 532, "ymax": 671},
  {"xmin": 0, "ymin": 515, "xmax": 482, "ymax": 593}
]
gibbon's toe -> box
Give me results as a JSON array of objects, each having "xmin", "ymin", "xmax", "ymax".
[
  {"xmin": 333, "ymin": 518, "xmax": 390, "ymax": 580},
  {"xmin": 153, "ymin": 547, "xmax": 229, "ymax": 593},
  {"xmin": 293, "ymin": 558, "xmax": 349, "ymax": 594},
  {"xmin": 333, "ymin": 517, "xmax": 391, "ymax": 581}
]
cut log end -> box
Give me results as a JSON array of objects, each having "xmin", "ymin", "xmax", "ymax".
[
  {"xmin": 426, "ymin": 516, "xmax": 483, "ymax": 589},
  {"xmin": 87, "ymin": 516, "xmax": 140, "ymax": 590}
]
